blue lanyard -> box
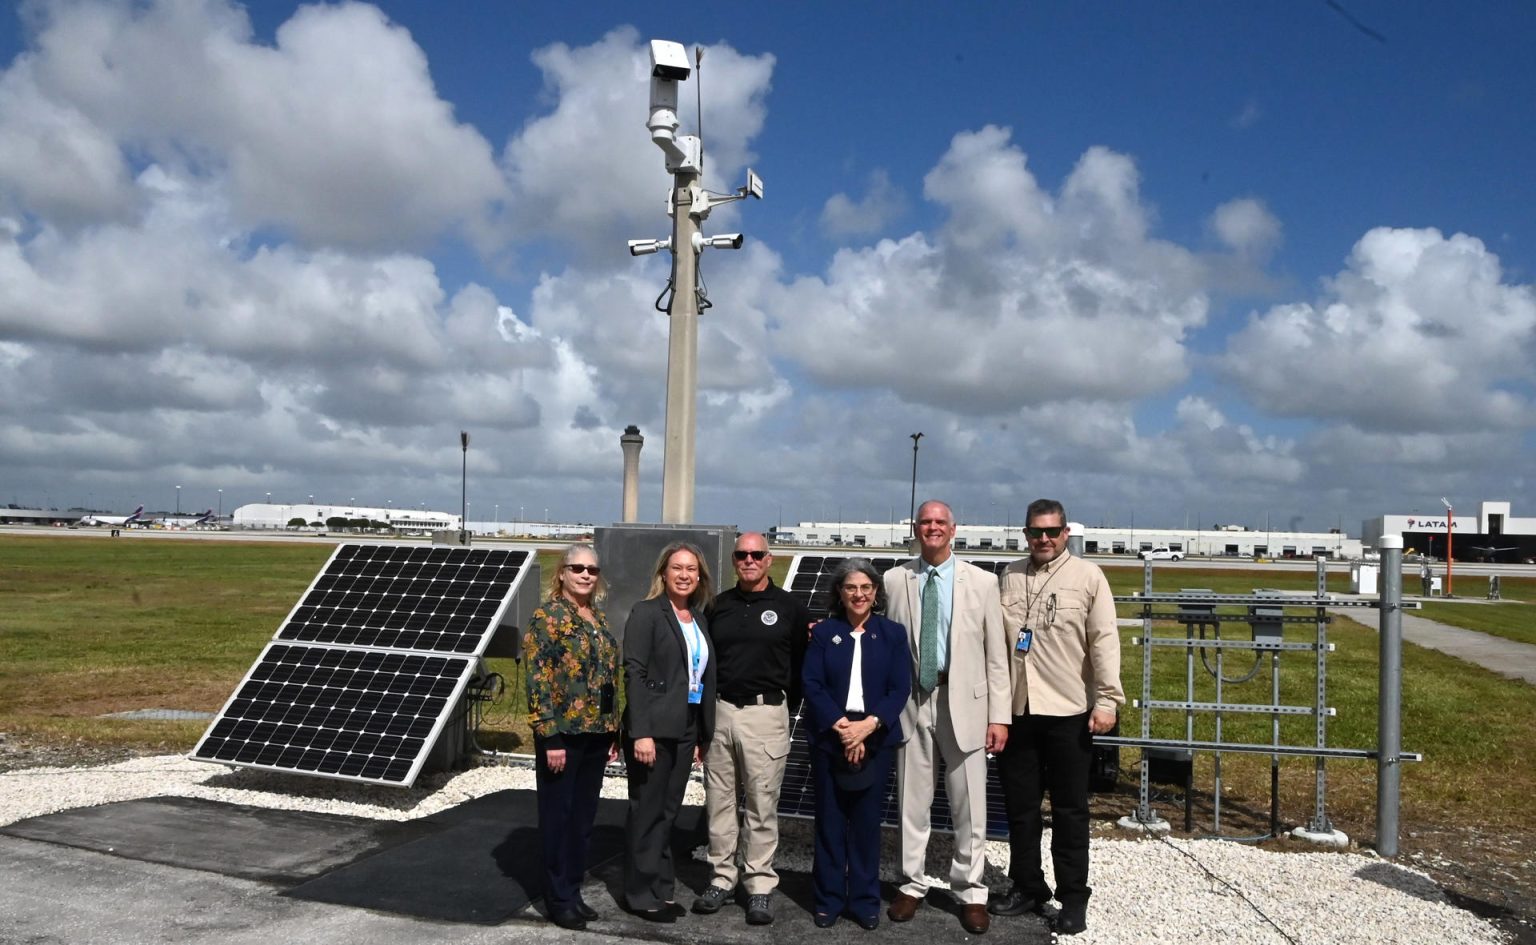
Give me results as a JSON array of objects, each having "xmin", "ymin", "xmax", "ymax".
[{"xmin": 681, "ymin": 619, "xmax": 702, "ymax": 684}]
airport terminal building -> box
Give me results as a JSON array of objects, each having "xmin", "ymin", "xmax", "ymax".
[
  {"xmin": 232, "ymin": 503, "xmax": 459, "ymax": 534},
  {"xmin": 1361, "ymin": 500, "xmax": 1536, "ymax": 563},
  {"xmin": 776, "ymin": 520, "xmax": 1363, "ymax": 559}
]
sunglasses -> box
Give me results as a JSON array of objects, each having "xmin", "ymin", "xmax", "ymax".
[
  {"xmin": 565, "ymin": 564, "xmax": 601, "ymax": 575},
  {"xmin": 733, "ymin": 550, "xmax": 769, "ymax": 561},
  {"xmin": 1025, "ymin": 526, "xmax": 1065, "ymax": 539}
]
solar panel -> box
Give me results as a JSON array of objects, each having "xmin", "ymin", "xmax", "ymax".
[
  {"xmin": 276, "ymin": 544, "xmax": 530, "ymax": 654},
  {"xmin": 779, "ymin": 552, "xmax": 1017, "ymax": 838},
  {"xmin": 192, "ymin": 642, "xmax": 474, "ymax": 784},
  {"xmin": 191, "ymin": 543, "xmax": 537, "ymax": 787}
]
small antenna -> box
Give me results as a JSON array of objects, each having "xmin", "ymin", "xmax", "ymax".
[{"xmin": 695, "ymin": 45, "xmax": 704, "ymax": 178}]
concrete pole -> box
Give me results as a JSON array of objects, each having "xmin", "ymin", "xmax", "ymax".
[
  {"xmin": 661, "ymin": 172, "xmax": 701, "ymax": 525},
  {"xmin": 1377, "ymin": 534, "xmax": 1404, "ymax": 856},
  {"xmin": 620, "ymin": 425, "xmax": 644, "ymax": 523}
]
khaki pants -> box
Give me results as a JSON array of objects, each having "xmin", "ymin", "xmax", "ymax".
[
  {"xmin": 895, "ymin": 687, "xmax": 990, "ymax": 905},
  {"xmin": 703, "ymin": 700, "xmax": 791, "ymax": 893}
]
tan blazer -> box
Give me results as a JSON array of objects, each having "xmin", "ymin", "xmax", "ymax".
[{"xmin": 883, "ymin": 557, "xmax": 1012, "ymax": 752}]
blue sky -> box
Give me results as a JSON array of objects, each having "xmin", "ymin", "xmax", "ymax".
[{"xmin": 0, "ymin": 1, "xmax": 1532, "ymax": 533}]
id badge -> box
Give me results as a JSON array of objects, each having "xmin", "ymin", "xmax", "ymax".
[
  {"xmin": 1016, "ymin": 628, "xmax": 1033, "ymax": 653},
  {"xmin": 688, "ymin": 683, "xmax": 703, "ymax": 705}
]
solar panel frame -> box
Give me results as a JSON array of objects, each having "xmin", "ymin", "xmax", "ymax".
[
  {"xmin": 191, "ymin": 542, "xmax": 536, "ymax": 787},
  {"xmin": 777, "ymin": 552, "xmax": 1018, "ymax": 838}
]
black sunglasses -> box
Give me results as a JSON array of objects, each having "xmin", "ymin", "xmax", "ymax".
[
  {"xmin": 565, "ymin": 564, "xmax": 601, "ymax": 575},
  {"xmin": 733, "ymin": 549, "xmax": 769, "ymax": 561},
  {"xmin": 1025, "ymin": 526, "xmax": 1065, "ymax": 539}
]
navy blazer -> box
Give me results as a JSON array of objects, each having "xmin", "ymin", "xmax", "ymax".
[
  {"xmin": 622, "ymin": 595, "xmax": 717, "ymax": 744},
  {"xmin": 801, "ymin": 614, "xmax": 911, "ymax": 759}
]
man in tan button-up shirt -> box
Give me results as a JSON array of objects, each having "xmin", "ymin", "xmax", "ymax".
[{"xmin": 990, "ymin": 499, "xmax": 1123, "ymax": 937}]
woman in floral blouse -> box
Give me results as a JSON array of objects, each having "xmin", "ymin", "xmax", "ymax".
[{"xmin": 524, "ymin": 542, "xmax": 620, "ymax": 931}]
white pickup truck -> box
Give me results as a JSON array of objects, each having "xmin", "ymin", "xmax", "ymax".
[{"xmin": 1138, "ymin": 547, "xmax": 1184, "ymax": 561}]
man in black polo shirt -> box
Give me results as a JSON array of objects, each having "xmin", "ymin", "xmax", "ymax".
[{"xmin": 692, "ymin": 532, "xmax": 813, "ymax": 925}]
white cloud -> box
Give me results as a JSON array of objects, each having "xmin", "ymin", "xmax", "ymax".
[
  {"xmin": 2, "ymin": 0, "xmax": 505, "ymax": 249},
  {"xmin": 1231, "ymin": 100, "xmax": 1262, "ymax": 130},
  {"xmin": 1218, "ymin": 227, "xmax": 1536, "ymax": 432},
  {"xmin": 772, "ymin": 128, "xmax": 1209, "ymax": 413},
  {"xmin": 1209, "ymin": 197, "xmax": 1281, "ymax": 259},
  {"xmin": 820, "ymin": 168, "xmax": 905, "ymax": 237}
]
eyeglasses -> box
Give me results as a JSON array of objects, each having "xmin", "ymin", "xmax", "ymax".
[
  {"xmin": 841, "ymin": 583, "xmax": 876, "ymax": 595},
  {"xmin": 565, "ymin": 564, "xmax": 601, "ymax": 575},
  {"xmin": 1025, "ymin": 526, "xmax": 1065, "ymax": 539},
  {"xmin": 733, "ymin": 549, "xmax": 769, "ymax": 561}
]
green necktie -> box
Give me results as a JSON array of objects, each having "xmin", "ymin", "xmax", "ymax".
[{"xmin": 919, "ymin": 568, "xmax": 940, "ymax": 692}]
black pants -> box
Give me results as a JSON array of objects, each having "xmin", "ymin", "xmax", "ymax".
[
  {"xmin": 997, "ymin": 710, "xmax": 1093, "ymax": 905},
  {"xmin": 623, "ymin": 709, "xmax": 699, "ymax": 910},
  {"xmin": 534, "ymin": 732, "xmax": 612, "ymax": 910}
]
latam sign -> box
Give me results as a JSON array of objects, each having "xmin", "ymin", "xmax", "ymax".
[{"xmin": 1405, "ymin": 518, "xmax": 1460, "ymax": 530}]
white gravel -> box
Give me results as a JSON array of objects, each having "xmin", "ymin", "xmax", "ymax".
[{"xmin": 0, "ymin": 754, "xmax": 1507, "ymax": 945}]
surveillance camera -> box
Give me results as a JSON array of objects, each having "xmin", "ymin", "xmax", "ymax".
[
  {"xmin": 649, "ymin": 40, "xmax": 690, "ymax": 81},
  {"xmin": 628, "ymin": 238, "xmax": 671, "ymax": 256},
  {"xmin": 692, "ymin": 233, "xmax": 744, "ymax": 252}
]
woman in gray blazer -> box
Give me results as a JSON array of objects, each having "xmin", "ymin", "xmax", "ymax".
[{"xmin": 622, "ymin": 541, "xmax": 717, "ymax": 921}]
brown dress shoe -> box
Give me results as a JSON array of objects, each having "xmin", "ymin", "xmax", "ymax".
[
  {"xmin": 960, "ymin": 904, "xmax": 990, "ymax": 934},
  {"xmin": 887, "ymin": 892, "xmax": 922, "ymax": 922}
]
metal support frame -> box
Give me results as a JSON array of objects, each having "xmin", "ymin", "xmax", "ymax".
[{"xmin": 1112, "ymin": 555, "xmax": 1419, "ymax": 846}]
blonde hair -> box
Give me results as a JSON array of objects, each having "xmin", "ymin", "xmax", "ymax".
[
  {"xmin": 645, "ymin": 541, "xmax": 713, "ymax": 610},
  {"xmin": 547, "ymin": 542, "xmax": 606, "ymax": 604}
]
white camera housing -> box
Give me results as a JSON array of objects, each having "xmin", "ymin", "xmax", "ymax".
[
  {"xmin": 649, "ymin": 40, "xmax": 690, "ymax": 80},
  {"xmin": 628, "ymin": 237, "xmax": 672, "ymax": 257},
  {"xmin": 692, "ymin": 232, "xmax": 744, "ymax": 252}
]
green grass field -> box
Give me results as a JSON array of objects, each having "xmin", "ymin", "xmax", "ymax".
[{"xmin": 2, "ymin": 536, "xmax": 1532, "ymax": 839}]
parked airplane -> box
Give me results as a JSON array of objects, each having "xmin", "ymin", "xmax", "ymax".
[
  {"xmin": 1466, "ymin": 544, "xmax": 1519, "ymax": 562},
  {"xmin": 79, "ymin": 505, "xmax": 145, "ymax": 527},
  {"xmin": 159, "ymin": 509, "xmax": 216, "ymax": 529}
]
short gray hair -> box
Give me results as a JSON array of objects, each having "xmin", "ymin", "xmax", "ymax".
[{"xmin": 827, "ymin": 557, "xmax": 885, "ymax": 619}]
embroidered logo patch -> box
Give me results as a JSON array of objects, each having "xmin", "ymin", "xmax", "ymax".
[{"xmin": 760, "ymin": 610, "xmax": 779, "ymax": 626}]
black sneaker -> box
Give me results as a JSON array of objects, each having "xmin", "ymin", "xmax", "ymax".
[
  {"xmin": 987, "ymin": 885, "xmax": 1046, "ymax": 917},
  {"xmin": 746, "ymin": 893, "xmax": 774, "ymax": 925},
  {"xmin": 692, "ymin": 885, "xmax": 733, "ymax": 915}
]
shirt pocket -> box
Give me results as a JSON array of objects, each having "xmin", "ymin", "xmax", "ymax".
[{"xmin": 999, "ymin": 590, "xmax": 1028, "ymax": 631}]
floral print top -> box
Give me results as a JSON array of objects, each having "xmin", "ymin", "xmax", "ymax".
[{"xmin": 524, "ymin": 595, "xmax": 621, "ymax": 744}]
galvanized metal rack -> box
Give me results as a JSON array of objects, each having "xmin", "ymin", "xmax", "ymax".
[{"xmin": 1098, "ymin": 551, "xmax": 1421, "ymax": 847}]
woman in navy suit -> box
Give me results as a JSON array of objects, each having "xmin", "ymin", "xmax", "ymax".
[
  {"xmin": 621, "ymin": 541, "xmax": 717, "ymax": 921},
  {"xmin": 801, "ymin": 557, "xmax": 911, "ymax": 930}
]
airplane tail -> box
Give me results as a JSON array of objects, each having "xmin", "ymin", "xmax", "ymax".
[
  {"xmin": 126, "ymin": 505, "xmax": 145, "ymax": 523},
  {"xmin": 194, "ymin": 510, "xmax": 215, "ymax": 524}
]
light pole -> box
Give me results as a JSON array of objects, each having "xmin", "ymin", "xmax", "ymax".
[
  {"xmin": 909, "ymin": 432, "xmax": 924, "ymax": 543},
  {"xmin": 217, "ymin": 489, "xmax": 222, "ymax": 518},
  {"xmin": 460, "ymin": 431, "xmax": 470, "ymax": 542},
  {"xmin": 631, "ymin": 40, "xmax": 762, "ymax": 524},
  {"xmin": 175, "ymin": 485, "xmax": 181, "ymax": 515},
  {"xmin": 1441, "ymin": 497, "xmax": 1454, "ymax": 597}
]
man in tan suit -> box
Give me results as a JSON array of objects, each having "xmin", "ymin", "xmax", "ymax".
[{"xmin": 884, "ymin": 500, "xmax": 1012, "ymax": 935}]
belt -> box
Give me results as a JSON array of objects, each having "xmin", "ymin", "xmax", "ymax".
[
  {"xmin": 719, "ymin": 691, "xmax": 785, "ymax": 708},
  {"xmin": 936, "ymin": 671, "xmax": 948, "ymax": 687}
]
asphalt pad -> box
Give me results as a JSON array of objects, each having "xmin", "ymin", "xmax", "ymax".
[{"xmin": 0, "ymin": 795, "xmax": 429, "ymax": 884}]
